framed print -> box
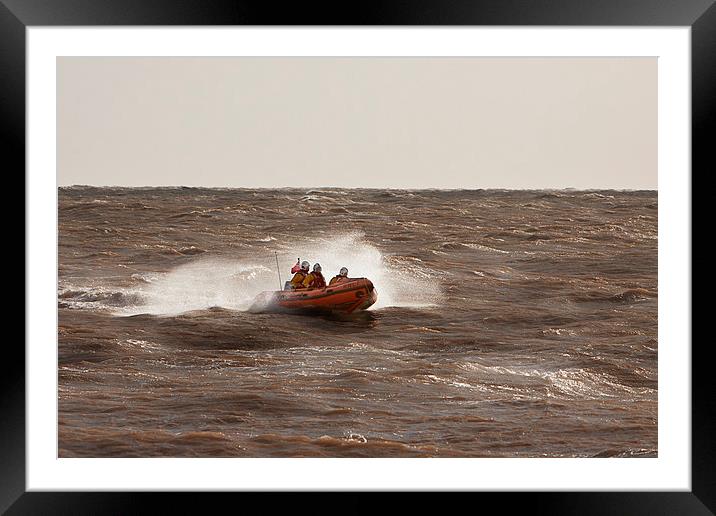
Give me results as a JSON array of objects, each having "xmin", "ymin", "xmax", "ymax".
[{"xmin": 7, "ymin": 0, "xmax": 712, "ymax": 513}]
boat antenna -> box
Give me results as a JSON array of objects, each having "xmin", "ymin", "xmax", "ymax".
[{"xmin": 275, "ymin": 251, "xmax": 282, "ymax": 289}]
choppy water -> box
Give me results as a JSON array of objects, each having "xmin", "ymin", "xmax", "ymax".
[{"xmin": 58, "ymin": 187, "xmax": 657, "ymax": 457}]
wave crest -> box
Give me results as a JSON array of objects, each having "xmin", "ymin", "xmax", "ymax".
[{"xmin": 107, "ymin": 232, "xmax": 443, "ymax": 316}]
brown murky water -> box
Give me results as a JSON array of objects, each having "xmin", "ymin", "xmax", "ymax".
[{"xmin": 58, "ymin": 187, "xmax": 657, "ymax": 457}]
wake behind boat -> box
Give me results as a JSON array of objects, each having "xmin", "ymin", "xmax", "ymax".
[{"xmin": 250, "ymin": 277, "xmax": 378, "ymax": 314}]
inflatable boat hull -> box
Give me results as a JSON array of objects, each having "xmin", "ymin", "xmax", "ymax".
[{"xmin": 251, "ymin": 278, "xmax": 378, "ymax": 314}]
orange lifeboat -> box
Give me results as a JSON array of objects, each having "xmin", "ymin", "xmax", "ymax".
[{"xmin": 251, "ymin": 278, "xmax": 378, "ymax": 314}]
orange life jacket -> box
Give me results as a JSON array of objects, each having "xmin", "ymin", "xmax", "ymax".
[
  {"xmin": 329, "ymin": 275, "xmax": 347, "ymax": 285},
  {"xmin": 304, "ymin": 271, "xmax": 326, "ymax": 289},
  {"xmin": 290, "ymin": 271, "xmax": 308, "ymax": 289}
]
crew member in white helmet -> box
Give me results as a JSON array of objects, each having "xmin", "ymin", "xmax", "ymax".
[
  {"xmin": 289, "ymin": 260, "xmax": 311, "ymax": 289},
  {"xmin": 302, "ymin": 263, "xmax": 326, "ymax": 289},
  {"xmin": 329, "ymin": 267, "xmax": 349, "ymax": 285}
]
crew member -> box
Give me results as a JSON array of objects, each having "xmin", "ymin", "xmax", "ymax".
[
  {"xmin": 329, "ymin": 267, "xmax": 349, "ymax": 285},
  {"xmin": 303, "ymin": 263, "xmax": 326, "ymax": 289},
  {"xmin": 289, "ymin": 261, "xmax": 310, "ymax": 289}
]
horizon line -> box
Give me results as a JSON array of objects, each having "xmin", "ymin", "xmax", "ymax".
[{"xmin": 58, "ymin": 185, "xmax": 658, "ymax": 192}]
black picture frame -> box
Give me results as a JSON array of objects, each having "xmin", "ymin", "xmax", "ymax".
[{"xmin": 6, "ymin": 0, "xmax": 712, "ymax": 513}]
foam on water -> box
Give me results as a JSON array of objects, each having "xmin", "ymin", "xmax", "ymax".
[{"xmin": 117, "ymin": 232, "xmax": 443, "ymax": 316}]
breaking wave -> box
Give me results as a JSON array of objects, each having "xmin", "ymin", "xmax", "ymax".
[{"xmin": 75, "ymin": 232, "xmax": 444, "ymax": 316}]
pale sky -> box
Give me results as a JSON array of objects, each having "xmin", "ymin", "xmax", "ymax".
[{"xmin": 57, "ymin": 57, "xmax": 656, "ymax": 189}]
